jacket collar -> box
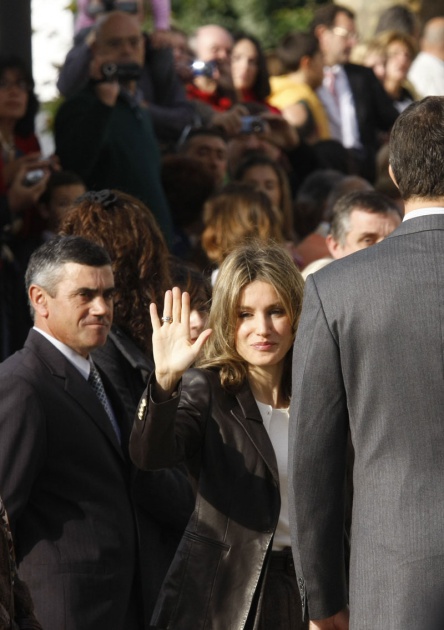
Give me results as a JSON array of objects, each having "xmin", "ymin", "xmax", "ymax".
[
  {"xmin": 107, "ymin": 325, "xmax": 154, "ymax": 375},
  {"xmin": 231, "ymin": 380, "xmax": 279, "ymax": 485},
  {"xmin": 386, "ymin": 212, "xmax": 444, "ymax": 240}
]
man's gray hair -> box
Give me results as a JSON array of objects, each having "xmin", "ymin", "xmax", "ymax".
[
  {"xmin": 330, "ymin": 191, "xmax": 401, "ymax": 245},
  {"xmin": 25, "ymin": 236, "xmax": 111, "ymax": 318}
]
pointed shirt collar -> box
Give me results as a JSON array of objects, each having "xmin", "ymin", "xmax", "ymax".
[{"xmin": 33, "ymin": 327, "xmax": 90, "ymax": 379}]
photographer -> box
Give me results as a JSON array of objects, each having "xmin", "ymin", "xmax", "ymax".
[
  {"xmin": 55, "ymin": 10, "xmax": 173, "ymax": 243},
  {"xmin": 57, "ymin": 0, "xmax": 194, "ymax": 145}
]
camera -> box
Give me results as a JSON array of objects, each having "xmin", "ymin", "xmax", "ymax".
[
  {"xmin": 87, "ymin": 1, "xmax": 138, "ymax": 16},
  {"xmin": 23, "ymin": 169, "xmax": 45, "ymax": 187},
  {"xmin": 240, "ymin": 116, "xmax": 266, "ymax": 134},
  {"xmin": 101, "ymin": 62, "xmax": 142, "ymax": 83},
  {"xmin": 190, "ymin": 60, "xmax": 217, "ymax": 79}
]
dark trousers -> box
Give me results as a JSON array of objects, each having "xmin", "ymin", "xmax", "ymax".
[{"xmin": 257, "ymin": 548, "xmax": 308, "ymax": 630}]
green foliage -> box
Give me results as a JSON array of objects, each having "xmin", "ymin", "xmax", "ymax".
[
  {"xmin": 65, "ymin": 0, "xmax": 78, "ymax": 14},
  {"xmin": 171, "ymin": 0, "xmax": 326, "ymax": 49}
]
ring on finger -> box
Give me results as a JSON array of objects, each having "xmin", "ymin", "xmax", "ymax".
[{"xmin": 161, "ymin": 316, "xmax": 173, "ymax": 324}]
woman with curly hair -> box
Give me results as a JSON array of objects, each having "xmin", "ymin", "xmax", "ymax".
[
  {"xmin": 60, "ymin": 188, "xmax": 170, "ymax": 415},
  {"xmin": 59, "ymin": 189, "xmax": 194, "ymax": 622},
  {"xmin": 130, "ymin": 240, "xmax": 308, "ymax": 630}
]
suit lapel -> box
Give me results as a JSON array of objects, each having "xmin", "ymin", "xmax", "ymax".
[
  {"xmin": 26, "ymin": 330, "xmax": 126, "ymax": 461},
  {"xmin": 343, "ymin": 64, "xmax": 365, "ymax": 135},
  {"xmin": 230, "ymin": 382, "xmax": 279, "ymax": 485}
]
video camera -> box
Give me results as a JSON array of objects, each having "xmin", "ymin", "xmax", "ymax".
[{"xmin": 101, "ymin": 61, "xmax": 142, "ymax": 83}]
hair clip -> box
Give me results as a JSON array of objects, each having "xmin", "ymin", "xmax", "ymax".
[{"xmin": 78, "ymin": 190, "xmax": 118, "ymax": 208}]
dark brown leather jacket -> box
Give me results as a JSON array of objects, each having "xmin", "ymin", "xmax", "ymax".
[{"xmin": 130, "ymin": 368, "xmax": 281, "ymax": 630}]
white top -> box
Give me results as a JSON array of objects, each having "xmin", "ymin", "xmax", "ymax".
[
  {"xmin": 255, "ymin": 400, "xmax": 291, "ymax": 550},
  {"xmin": 317, "ymin": 65, "xmax": 361, "ymax": 149},
  {"xmin": 408, "ymin": 52, "xmax": 444, "ymax": 97},
  {"xmin": 403, "ymin": 207, "xmax": 444, "ymax": 221}
]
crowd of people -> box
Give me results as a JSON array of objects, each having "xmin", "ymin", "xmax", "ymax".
[{"xmin": 1, "ymin": 1, "xmax": 444, "ymax": 628}]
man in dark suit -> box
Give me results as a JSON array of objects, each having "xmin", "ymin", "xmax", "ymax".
[
  {"xmin": 289, "ymin": 96, "xmax": 444, "ymax": 630},
  {"xmin": 312, "ymin": 4, "xmax": 398, "ymax": 182},
  {"xmin": 0, "ymin": 236, "xmax": 142, "ymax": 629}
]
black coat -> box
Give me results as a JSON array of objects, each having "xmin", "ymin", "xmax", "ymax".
[
  {"xmin": 130, "ymin": 368, "xmax": 281, "ymax": 630},
  {"xmin": 0, "ymin": 330, "xmax": 141, "ymax": 630}
]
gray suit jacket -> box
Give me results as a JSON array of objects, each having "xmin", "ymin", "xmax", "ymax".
[
  {"xmin": 289, "ymin": 215, "xmax": 444, "ymax": 629},
  {"xmin": 0, "ymin": 330, "xmax": 141, "ymax": 630}
]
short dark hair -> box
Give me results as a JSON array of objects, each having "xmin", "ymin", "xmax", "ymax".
[
  {"xmin": 389, "ymin": 97, "xmax": 444, "ymax": 201},
  {"xmin": 179, "ymin": 126, "xmax": 228, "ymax": 151},
  {"xmin": 330, "ymin": 190, "xmax": 401, "ymax": 244},
  {"xmin": 25, "ymin": 236, "xmax": 111, "ymax": 302},
  {"xmin": 311, "ymin": 4, "xmax": 355, "ymax": 32},
  {"xmin": 39, "ymin": 170, "xmax": 85, "ymax": 205},
  {"xmin": 277, "ymin": 32, "xmax": 320, "ymax": 73}
]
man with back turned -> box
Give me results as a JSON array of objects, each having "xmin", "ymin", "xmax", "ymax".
[{"xmin": 289, "ymin": 97, "xmax": 444, "ymax": 629}]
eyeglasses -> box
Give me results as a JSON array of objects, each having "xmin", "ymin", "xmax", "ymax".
[
  {"xmin": 330, "ymin": 26, "xmax": 359, "ymax": 42},
  {"xmin": 0, "ymin": 79, "xmax": 30, "ymax": 92}
]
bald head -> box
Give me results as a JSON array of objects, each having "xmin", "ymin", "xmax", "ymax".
[
  {"xmin": 192, "ymin": 25, "xmax": 233, "ymax": 62},
  {"xmin": 422, "ymin": 17, "xmax": 444, "ymax": 59},
  {"xmin": 93, "ymin": 11, "xmax": 144, "ymax": 66}
]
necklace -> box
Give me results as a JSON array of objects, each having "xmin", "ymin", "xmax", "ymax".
[{"xmin": 0, "ymin": 128, "xmax": 16, "ymax": 162}]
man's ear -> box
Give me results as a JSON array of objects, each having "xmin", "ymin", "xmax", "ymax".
[
  {"xmin": 388, "ymin": 164, "xmax": 399, "ymax": 190},
  {"xmin": 29, "ymin": 285, "xmax": 50, "ymax": 318},
  {"xmin": 299, "ymin": 55, "xmax": 311, "ymax": 72},
  {"xmin": 314, "ymin": 24, "xmax": 328, "ymax": 44},
  {"xmin": 326, "ymin": 233, "xmax": 341, "ymax": 259}
]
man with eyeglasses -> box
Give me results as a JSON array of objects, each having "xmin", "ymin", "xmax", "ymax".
[
  {"xmin": 57, "ymin": 0, "xmax": 194, "ymax": 146},
  {"xmin": 312, "ymin": 4, "xmax": 398, "ymax": 183},
  {"xmin": 55, "ymin": 11, "xmax": 173, "ymax": 243}
]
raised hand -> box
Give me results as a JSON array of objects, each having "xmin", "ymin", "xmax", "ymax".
[{"xmin": 151, "ymin": 287, "xmax": 212, "ymax": 400}]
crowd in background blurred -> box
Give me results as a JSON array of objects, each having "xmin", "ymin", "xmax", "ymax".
[{"xmin": 1, "ymin": 1, "xmax": 443, "ymax": 628}]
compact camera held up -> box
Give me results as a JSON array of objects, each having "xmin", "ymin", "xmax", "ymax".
[
  {"xmin": 240, "ymin": 116, "xmax": 266, "ymax": 134},
  {"xmin": 190, "ymin": 60, "xmax": 217, "ymax": 79},
  {"xmin": 23, "ymin": 169, "xmax": 46, "ymax": 187}
]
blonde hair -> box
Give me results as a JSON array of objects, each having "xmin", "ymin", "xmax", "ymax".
[
  {"xmin": 201, "ymin": 183, "xmax": 283, "ymax": 266},
  {"xmin": 198, "ymin": 239, "xmax": 304, "ymax": 399}
]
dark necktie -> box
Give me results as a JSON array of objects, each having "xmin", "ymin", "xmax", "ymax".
[{"xmin": 88, "ymin": 363, "xmax": 121, "ymax": 443}]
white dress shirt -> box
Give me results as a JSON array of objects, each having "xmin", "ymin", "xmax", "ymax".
[
  {"xmin": 317, "ymin": 65, "xmax": 361, "ymax": 149},
  {"xmin": 403, "ymin": 207, "xmax": 444, "ymax": 221},
  {"xmin": 408, "ymin": 52, "xmax": 444, "ymax": 97}
]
